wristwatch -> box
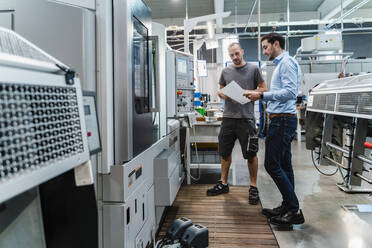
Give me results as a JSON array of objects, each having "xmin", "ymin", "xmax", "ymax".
[{"xmin": 260, "ymin": 92, "xmax": 264, "ymax": 99}]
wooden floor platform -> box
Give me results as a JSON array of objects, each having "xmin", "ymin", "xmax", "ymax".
[{"xmin": 157, "ymin": 185, "xmax": 279, "ymax": 248}]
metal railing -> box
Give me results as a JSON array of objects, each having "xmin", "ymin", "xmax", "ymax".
[
  {"xmin": 323, "ymin": 142, "xmax": 372, "ymax": 185},
  {"xmin": 326, "ymin": 142, "xmax": 350, "ymax": 155}
]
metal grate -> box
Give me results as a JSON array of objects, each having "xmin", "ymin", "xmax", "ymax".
[
  {"xmin": 337, "ymin": 92, "xmax": 372, "ymax": 115},
  {"xmin": 0, "ymin": 28, "xmax": 54, "ymax": 63},
  {"xmin": 312, "ymin": 93, "xmax": 336, "ymax": 111},
  {"xmin": 0, "ymin": 82, "xmax": 84, "ymax": 181}
]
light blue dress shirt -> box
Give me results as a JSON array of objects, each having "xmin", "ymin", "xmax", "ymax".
[{"xmin": 263, "ymin": 52, "xmax": 301, "ymax": 114}]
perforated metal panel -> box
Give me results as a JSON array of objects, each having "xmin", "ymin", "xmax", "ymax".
[
  {"xmin": 0, "ymin": 65, "xmax": 89, "ymax": 203},
  {"xmin": 0, "ymin": 27, "xmax": 54, "ymax": 63},
  {"xmin": 0, "ymin": 83, "xmax": 84, "ymax": 180},
  {"xmin": 312, "ymin": 93, "xmax": 336, "ymax": 111},
  {"xmin": 337, "ymin": 92, "xmax": 372, "ymax": 115},
  {"xmin": 307, "ymin": 74, "xmax": 372, "ymax": 119}
]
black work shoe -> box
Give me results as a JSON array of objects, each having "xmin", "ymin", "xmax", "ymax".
[
  {"xmin": 248, "ymin": 186, "xmax": 259, "ymax": 205},
  {"xmin": 262, "ymin": 204, "xmax": 286, "ymax": 218},
  {"xmin": 206, "ymin": 181, "xmax": 229, "ymax": 196},
  {"xmin": 269, "ymin": 210, "xmax": 305, "ymax": 227}
]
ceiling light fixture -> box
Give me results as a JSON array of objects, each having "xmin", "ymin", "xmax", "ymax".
[{"xmin": 207, "ymin": 20, "xmax": 215, "ymax": 39}]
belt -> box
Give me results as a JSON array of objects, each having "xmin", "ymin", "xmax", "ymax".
[{"xmin": 269, "ymin": 113, "xmax": 296, "ymax": 119}]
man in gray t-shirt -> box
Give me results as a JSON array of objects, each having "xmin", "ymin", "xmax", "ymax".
[
  {"xmin": 220, "ymin": 62, "xmax": 264, "ymax": 119},
  {"xmin": 207, "ymin": 43, "xmax": 267, "ymax": 205}
]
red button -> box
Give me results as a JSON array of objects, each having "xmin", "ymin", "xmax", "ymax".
[{"xmin": 87, "ymin": 132, "xmax": 92, "ymax": 137}]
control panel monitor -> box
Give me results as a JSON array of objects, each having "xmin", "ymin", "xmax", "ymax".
[{"xmin": 83, "ymin": 91, "xmax": 102, "ymax": 155}]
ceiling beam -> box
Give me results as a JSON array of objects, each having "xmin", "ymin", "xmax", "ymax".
[
  {"xmin": 168, "ymin": 17, "xmax": 372, "ymax": 31},
  {"xmin": 325, "ymin": 0, "xmax": 370, "ymax": 29},
  {"xmin": 214, "ymin": 0, "xmax": 224, "ymax": 33},
  {"xmin": 318, "ymin": 0, "xmax": 355, "ymax": 20}
]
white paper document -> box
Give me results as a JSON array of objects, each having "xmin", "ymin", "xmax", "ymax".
[
  {"xmin": 357, "ymin": 204, "xmax": 372, "ymax": 213},
  {"xmin": 220, "ymin": 80, "xmax": 251, "ymax": 105}
]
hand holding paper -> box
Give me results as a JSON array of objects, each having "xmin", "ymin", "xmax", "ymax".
[
  {"xmin": 243, "ymin": 90, "xmax": 261, "ymax": 102},
  {"xmin": 220, "ymin": 81, "xmax": 251, "ymax": 105},
  {"xmin": 217, "ymin": 90, "xmax": 230, "ymax": 100}
]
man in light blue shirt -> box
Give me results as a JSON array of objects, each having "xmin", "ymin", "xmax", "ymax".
[
  {"xmin": 262, "ymin": 51, "xmax": 301, "ymax": 115},
  {"xmin": 244, "ymin": 33, "xmax": 305, "ymax": 227}
]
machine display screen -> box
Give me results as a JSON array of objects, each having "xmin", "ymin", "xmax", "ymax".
[
  {"xmin": 84, "ymin": 105, "xmax": 91, "ymax": 115},
  {"xmin": 177, "ymin": 58, "xmax": 187, "ymax": 74}
]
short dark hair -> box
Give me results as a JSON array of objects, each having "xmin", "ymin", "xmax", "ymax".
[
  {"xmin": 228, "ymin": 42, "xmax": 242, "ymax": 49},
  {"xmin": 261, "ymin": 33, "xmax": 285, "ymax": 49}
]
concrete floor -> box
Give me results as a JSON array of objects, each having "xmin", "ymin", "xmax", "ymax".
[{"xmin": 191, "ymin": 138, "xmax": 372, "ymax": 248}]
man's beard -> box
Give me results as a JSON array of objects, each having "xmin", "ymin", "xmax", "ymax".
[{"xmin": 233, "ymin": 59, "xmax": 241, "ymax": 65}]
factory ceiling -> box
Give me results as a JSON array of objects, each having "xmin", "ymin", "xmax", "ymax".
[{"xmin": 144, "ymin": 0, "xmax": 372, "ymax": 20}]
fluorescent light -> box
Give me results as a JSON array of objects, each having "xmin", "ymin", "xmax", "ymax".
[{"xmin": 207, "ymin": 20, "xmax": 215, "ymax": 39}]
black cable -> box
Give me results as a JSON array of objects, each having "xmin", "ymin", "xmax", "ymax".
[
  {"xmin": 311, "ymin": 149, "xmax": 339, "ymax": 176},
  {"xmin": 157, "ymin": 238, "xmax": 167, "ymax": 248},
  {"xmin": 344, "ymin": 174, "xmax": 350, "ymax": 181}
]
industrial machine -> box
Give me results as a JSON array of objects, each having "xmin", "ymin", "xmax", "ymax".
[
  {"xmin": 166, "ymin": 50, "xmax": 195, "ymax": 117},
  {"xmin": 102, "ymin": 134, "xmax": 172, "ymax": 248},
  {"xmin": 306, "ymin": 74, "xmax": 372, "ymax": 192},
  {"xmin": 0, "ymin": 1, "xmax": 187, "ymax": 247},
  {"xmin": 103, "ymin": 60, "xmax": 185, "ymax": 248},
  {"xmin": 0, "ymin": 27, "xmax": 90, "ymax": 204},
  {"xmin": 301, "ymin": 32, "xmax": 343, "ymax": 53},
  {"xmin": 113, "ymin": 0, "xmax": 158, "ymax": 164},
  {"xmin": 102, "ymin": 2, "xmax": 186, "ymax": 247},
  {"xmin": 103, "ymin": 1, "xmax": 158, "ymax": 247},
  {"xmin": 0, "ymin": 23, "xmax": 99, "ymax": 248},
  {"xmin": 154, "ymin": 119, "xmax": 183, "ymax": 226}
]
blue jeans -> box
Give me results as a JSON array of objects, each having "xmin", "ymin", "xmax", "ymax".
[{"xmin": 264, "ymin": 116, "xmax": 299, "ymax": 212}]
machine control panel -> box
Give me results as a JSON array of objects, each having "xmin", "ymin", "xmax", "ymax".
[
  {"xmin": 176, "ymin": 90, "xmax": 194, "ymax": 113},
  {"xmin": 82, "ymin": 92, "xmax": 101, "ymax": 155},
  {"xmin": 166, "ymin": 50, "xmax": 195, "ymax": 117},
  {"xmin": 175, "ymin": 53, "xmax": 195, "ymax": 116}
]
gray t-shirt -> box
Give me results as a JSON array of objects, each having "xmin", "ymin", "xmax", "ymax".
[{"xmin": 219, "ymin": 62, "xmax": 264, "ymax": 119}]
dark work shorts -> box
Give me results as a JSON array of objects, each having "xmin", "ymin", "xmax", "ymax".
[{"xmin": 218, "ymin": 117, "xmax": 258, "ymax": 159}]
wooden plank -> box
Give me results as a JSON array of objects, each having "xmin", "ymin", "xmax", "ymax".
[{"xmin": 157, "ymin": 185, "xmax": 278, "ymax": 247}]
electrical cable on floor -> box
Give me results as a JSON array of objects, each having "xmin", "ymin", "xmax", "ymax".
[
  {"xmin": 311, "ymin": 149, "xmax": 339, "ymax": 176},
  {"xmin": 155, "ymin": 234, "xmax": 182, "ymax": 248},
  {"xmin": 183, "ymin": 125, "xmax": 201, "ymax": 181}
]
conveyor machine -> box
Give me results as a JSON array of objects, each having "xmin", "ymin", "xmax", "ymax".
[{"xmin": 306, "ymin": 74, "xmax": 372, "ymax": 192}]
